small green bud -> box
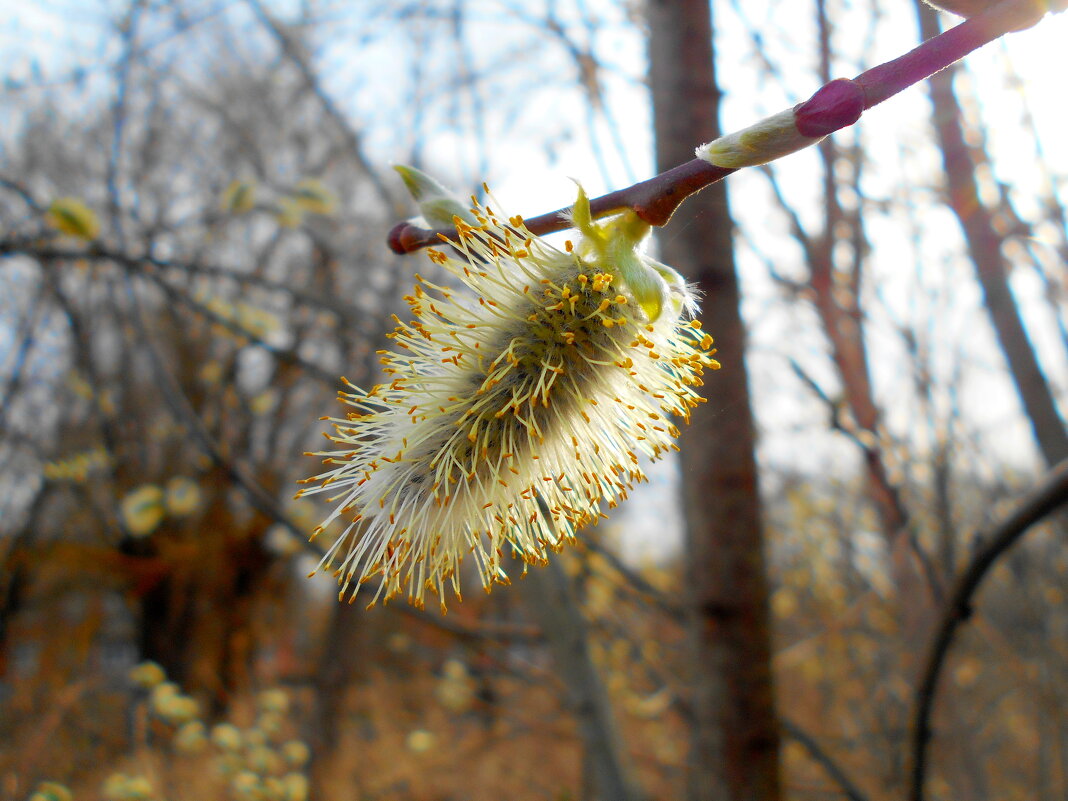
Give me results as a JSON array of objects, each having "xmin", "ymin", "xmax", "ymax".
[
  {"xmin": 393, "ymin": 165, "xmax": 478, "ymax": 228},
  {"xmin": 696, "ymin": 108, "xmax": 816, "ymax": 169},
  {"xmin": 47, "ymin": 198, "xmax": 100, "ymax": 241},
  {"xmin": 569, "ymin": 185, "xmax": 668, "ymax": 322}
]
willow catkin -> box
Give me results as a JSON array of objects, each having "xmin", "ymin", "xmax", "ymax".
[{"xmin": 298, "ymin": 188, "xmax": 718, "ymax": 611}]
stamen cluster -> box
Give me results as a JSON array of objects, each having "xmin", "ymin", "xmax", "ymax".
[{"xmin": 299, "ymin": 194, "xmax": 718, "ymax": 611}]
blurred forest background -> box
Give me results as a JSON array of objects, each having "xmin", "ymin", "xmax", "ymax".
[{"xmin": 2, "ymin": 1, "xmax": 1067, "ymax": 800}]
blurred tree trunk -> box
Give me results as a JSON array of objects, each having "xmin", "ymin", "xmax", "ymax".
[
  {"xmin": 915, "ymin": 0, "xmax": 1068, "ymax": 469},
  {"xmin": 522, "ymin": 557, "xmax": 643, "ymax": 801},
  {"xmin": 136, "ymin": 479, "xmax": 274, "ymax": 713},
  {"xmin": 308, "ymin": 598, "xmax": 367, "ymax": 798},
  {"xmin": 646, "ymin": 2, "xmax": 781, "ymax": 801}
]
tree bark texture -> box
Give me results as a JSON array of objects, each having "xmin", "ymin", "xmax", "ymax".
[
  {"xmin": 647, "ymin": 2, "xmax": 782, "ymax": 800},
  {"xmin": 915, "ymin": 0, "xmax": 1068, "ymax": 469}
]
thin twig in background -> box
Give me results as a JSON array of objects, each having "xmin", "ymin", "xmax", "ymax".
[
  {"xmin": 0, "ymin": 243, "xmax": 345, "ymax": 386},
  {"xmin": 137, "ymin": 267, "xmax": 341, "ymax": 386},
  {"xmin": 782, "ymin": 717, "xmax": 872, "ymax": 801},
  {"xmin": 243, "ymin": 0, "xmax": 397, "ymax": 209},
  {"xmin": 579, "ymin": 538, "xmax": 685, "ymax": 618},
  {"xmin": 0, "ymin": 289, "xmax": 46, "ymax": 430},
  {"xmin": 0, "ymin": 241, "xmax": 368, "ymax": 321},
  {"xmin": 908, "ymin": 458, "xmax": 1068, "ymax": 801}
]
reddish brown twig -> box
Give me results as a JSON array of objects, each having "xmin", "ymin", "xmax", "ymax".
[{"xmin": 387, "ymin": 0, "xmax": 1058, "ymax": 255}]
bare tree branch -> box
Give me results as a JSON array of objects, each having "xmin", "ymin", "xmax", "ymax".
[
  {"xmin": 134, "ymin": 267, "xmax": 340, "ymax": 386},
  {"xmin": 0, "ymin": 288, "xmax": 46, "ymax": 431},
  {"xmin": 908, "ymin": 458, "xmax": 1068, "ymax": 801},
  {"xmin": 0, "ymin": 240, "xmax": 367, "ymax": 321},
  {"xmin": 243, "ymin": 0, "xmax": 397, "ymax": 209},
  {"xmin": 915, "ymin": 0, "xmax": 1068, "ymax": 467},
  {"xmin": 781, "ymin": 717, "xmax": 872, "ymax": 801},
  {"xmin": 0, "ymin": 243, "xmax": 344, "ymax": 386},
  {"xmin": 388, "ymin": 0, "xmax": 1059, "ymax": 253},
  {"xmin": 579, "ymin": 538, "xmax": 685, "ymax": 618},
  {"xmin": 522, "ymin": 546, "xmax": 644, "ymax": 801}
]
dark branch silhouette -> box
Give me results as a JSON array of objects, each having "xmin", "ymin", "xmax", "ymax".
[{"xmin": 908, "ymin": 458, "xmax": 1068, "ymax": 801}]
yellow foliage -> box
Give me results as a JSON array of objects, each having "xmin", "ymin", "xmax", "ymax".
[
  {"xmin": 174, "ymin": 721, "xmax": 209, "ymax": 754},
  {"xmin": 280, "ymin": 741, "xmax": 310, "ymax": 768},
  {"xmin": 625, "ymin": 687, "xmax": 673, "ymax": 720},
  {"xmin": 129, "ymin": 661, "xmax": 166, "ymax": 689},
  {"xmin": 102, "ymin": 773, "xmax": 154, "ymax": 801},
  {"xmin": 210, "ymin": 723, "xmax": 242, "ymax": 751},
  {"xmin": 257, "ymin": 689, "xmax": 290, "ymax": 715},
  {"xmin": 199, "ymin": 361, "xmax": 225, "ymax": 385},
  {"xmin": 250, "ymin": 389, "xmax": 277, "ymax": 416},
  {"xmin": 435, "ymin": 659, "xmax": 476, "ymax": 714},
  {"xmin": 280, "ymin": 773, "xmax": 308, "ymax": 801},
  {"xmin": 200, "ymin": 296, "xmax": 280, "ymax": 341},
  {"xmin": 640, "ymin": 639, "xmax": 662, "ymax": 665}
]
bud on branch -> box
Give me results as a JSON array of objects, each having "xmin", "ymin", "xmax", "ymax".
[{"xmin": 387, "ymin": 0, "xmax": 1062, "ymax": 255}]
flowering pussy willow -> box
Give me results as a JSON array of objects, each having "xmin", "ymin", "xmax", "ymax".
[{"xmin": 298, "ymin": 186, "xmax": 719, "ymax": 611}]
